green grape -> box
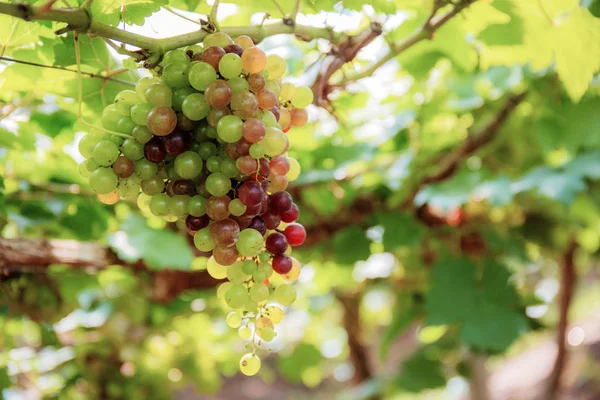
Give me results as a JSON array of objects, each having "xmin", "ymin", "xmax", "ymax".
[
  {"xmin": 182, "ymin": 93, "xmax": 210, "ymax": 121},
  {"xmin": 229, "ymin": 199, "xmax": 247, "ymax": 216},
  {"xmin": 185, "ymin": 44, "xmax": 203, "ymax": 55},
  {"xmin": 117, "ymin": 116, "xmax": 136, "ymax": 135},
  {"xmin": 260, "ymin": 110, "xmax": 278, "ymax": 127},
  {"xmin": 137, "ymin": 192, "xmax": 151, "ymax": 212},
  {"xmin": 172, "ymin": 87, "xmax": 196, "ymax": 112},
  {"xmin": 217, "ymin": 115, "xmax": 243, "ymax": 143},
  {"xmin": 134, "ymin": 158, "xmax": 157, "ymax": 180},
  {"xmin": 257, "ymin": 326, "xmax": 276, "ymax": 342},
  {"xmin": 239, "ymin": 354, "xmax": 261, "ymax": 376},
  {"xmin": 162, "ymin": 49, "xmax": 190, "ymax": 65},
  {"xmin": 79, "ymin": 161, "xmax": 92, "ymax": 178},
  {"xmin": 280, "ymin": 82, "xmax": 296, "ymax": 102},
  {"xmin": 188, "ymin": 195, "xmax": 207, "ymax": 217},
  {"xmin": 169, "ymin": 195, "xmax": 189, "ymax": 217},
  {"xmin": 292, "ymin": 86, "xmax": 313, "ymax": 108},
  {"xmin": 101, "ymin": 107, "xmax": 121, "ymax": 131},
  {"xmin": 220, "ymin": 158, "xmax": 239, "ymax": 178},
  {"xmin": 115, "ymin": 90, "xmax": 138, "ymax": 116},
  {"xmin": 265, "ymin": 80, "xmax": 281, "ymax": 96},
  {"xmin": 132, "ymin": 126, "xmax": 152, "ymax": 143},
  {"xmin": 149, "ymin": 193, "xmax": 170, "ymax": 216},
  {"xmin": 92, "ymin": 140, "xmax": 119, "ymax": 167},
  {"xmin": 204, "ymin": 32, "xmax": 233, "ymax": 48},
  {"xmin": 236, "ymin": 229, "xmax": 264, "ymax": 257},
  {"xmin": 135, "ymin": 76, "xmax": 161, "ymax": 100},
  {"xmin": 227, "ymin": 261, "xmax": 249, "ymax": 284},
  {"xmin": 89, "ymin": 167, "xmax": 118, "ymax": 194},
  {"xmin": 162, "ymin": 61, "xmax": 190, "ymax": 88},
  {"xmin": 260, "ymin": 127, "xmax": 287, "ymax": 156},
  {"xmin": 249, "ymin": 143, "xmax": 265, "ymax": 159},
  {"xmin": 121, "ymin": 139, "xmax": 144, "ymax": 161},
  {"xmin": 141, "ymin": 176, "xmax": 165, "ymax": 195},
  {"xmin": 174, "ymin": 151, "xmax": 203, "ymax": 179},
  {"xmin": 194, "ymin": 227, "xmax": 216, "ymax": 252},
  {"xmin": 266, "ymin": 305, "xmax": 284, "ymax": 324},
  {"xmin": 226, "ymin": 311, "xmax": 243, "ymax": 328},
  {"xmin": 241, "ymin": 260, "xmax": 257, "ymax": 275},
  {"xmin": 287, "ymin": 157, "xmax": 301, "ymax": 181},
  {"xmin": 205, "ymin": 172, "xmax": 231, "ymax": 196},
  {"xmin": 145, "ymin": 83, "xmax": 173, "ymax": 107},
  {"xmin": 249, "ymin": 283, "xmax": 269, "ymax": 303},
  {"xmin": 238, "ymin": 326, "xmax": 252, "ymax": 340},
  {"xmin": 108, "ymin": 134, "xmax": 124, "ymax": 147},
  {"xmin": 78, "ymin": 134, "xmax": 100, "ymax": 159},
  {"xmin": 206, "ymin": 255, "xmax": 227, "ymax": 279},
  {"xmin": 228, "ymin": 77, "xmax": 249, "ymax": 93},
  {"xmin": 188, "ymin": 62, "xmax": 217, "ymax": 91},
  {"xmin": 225, "ymin": 284, "xmax": 249, "ymax": 309},
  {"xmin": 130, "ymin": 103, "xmax": 152, "ymax": 126},
  {"xmin": 206, "ymin": 156, "xmax": 222, "ymax": 173},
  {"xmin": 117, "ymin": 175, "xmax": 141, "ymax": 198},
  {"xmin": 252, "ymin": 263, "xmax": 273, "ymax": 282},
  {"xmin": 266, "ymin": 54, "xmax": 286, "ymax": 79},
  {"xmin": 167, "ymin": 164, "xmax": 183, "ymax": 181},
  {"xmin": 197, "ymin": 141, "xmax": 218, "ymax": 160},
  {"xmin": 274, "ymin": 284, "xmax": 296, "ymax": 306},
  {"xmin": 219, "ymin": 53, "xmax": 243, "ymax": 79},
  {"xmin": 259, "ymin": 252, "xmax": 271, "ymax": 264},
  {"xmin": 217, "ymin": 282, "xmax": 232, "ymax": 300},
  {"xmin": 206, "ymin": 126, "xmax": 218, "ymax": 139},
  {"xmin": 245, "ymin": 299, "xmax": 259, "ymax": 312}
]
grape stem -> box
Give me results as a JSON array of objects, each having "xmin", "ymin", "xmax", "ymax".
[{"xmin": 209, "ymin": 0, "xmax": 220, "ymax": 32}]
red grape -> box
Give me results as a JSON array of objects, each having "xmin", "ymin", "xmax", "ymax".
[
  {"xmin": 224, "ymin": 43, "xmax": 244, "ymax": 56},
  {"xmin": 210, "ymin": 218, "xmax": 240, "ymax": 247},
  {"xmin": 284, "ymin": 223, "xmax": 306, "ymax": 246},
  {"xmin": 238, "ymin": 181, "xmax": 263, "ymax": 207},
  {"xmin": 262, "ymin": 211, "xmax": 281, "ymax": 230},
  {"xmin": 272, "ymin": 254, "xmax": 293, "ymax": 274},
  {"xmin": 266, "ymin": 232, "xmax": 288, "ymax": 255},
  {"xmin": 163, "ymin": 130, "xmax": 192, "ymax": 156},
  {"xmin": 113, "ymin": 156, "xmax": 133, "ymax": 178},
  {"xmin": 270, "ymin": 191, "xmax": 292, "ymax": 214},
  {"xmin": 280, "ymin": 203, "xmax": 299, "ymax": 223},
  {"xmin": 186, "ymin": 214, "xmax": 209, "ymax": 233},
  {"xmin": 144, "ymin": 137, "xmax": 166, "ymax": 163},
  {"xmin": 248, "ymin": 216, "xmax": 267, "ymax": 235}
]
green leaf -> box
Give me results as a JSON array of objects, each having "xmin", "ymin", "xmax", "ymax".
[
  {"xmin": 395, "ymin": 349, "xmax": 446, "ymax": 392},
  {"xmin": 375, "ymin": 212, "xmax": 424, "ymax": 251},
  {"xmin": 108, "ymin": 214, "xmax": 193, "ymax": 270},
  {"xmin": 278, "ymin": 343, "xmax": 322, "ymax": 383},
  {"xmin": 90, "ymin": 0, "xmax": 167, "ymax": 26},
  {"xmin": 332, "ymin": 227, "xmax": 371, "ymax": 264}
]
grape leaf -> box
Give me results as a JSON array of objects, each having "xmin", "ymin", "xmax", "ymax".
[
  {"xmin": 333, "ymin": 227, "xmax": 371, "ymax": 264},
  {"xmin": 395, "ymin": 349, "xmax": 446, "ymax": 392},
  {"xmin": 425, "ymin": 258, "xmax": 527, "ymax": 351},
  {"xmin": 108, "ymin": 214, "xmax": 193, "ymax": 270},
  {"xmin": 90, "ymin": 0, "xmax": 167, "ymax": 26},
  {"xmin": 374, "ymin": 211, "xmax": 424, "ymax": 251}
]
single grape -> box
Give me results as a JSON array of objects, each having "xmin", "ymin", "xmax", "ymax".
[
  {"xmin": 101, "ymin": 107, "xmax": 121, "ymax": 131},
  {"xmin": 217, "ymin": 282, "xmax": 232, "ymax": 300},
  {"xmin": 266, "ymin": 232, "xmax": 288, "ymax": 255},
  {"xmin": 265, "ymin": 80, "xmax": 281, "ymax": 96},
  {"xmin": 97, "ymin": 191, "xmax": 120, "ymax": 205},
  {"xmin": 162, "ymin": 49, "xmax": 190, "ymax": 65},
  {"xmin": 228, "ymin": 199, "xmax": 247, "ymax": 217},
  {"xmin": 133, "ymin": 158, "xmax": 157, "ymax": 180},
  {"xmin": 284, "ymin": 223, "xmax": 306, "ymax": 246},
  {"xmin": 116, "ymin": 116, "xmax": 136, "ymax": 134},
  {"xmin": 214, "ymin": 245, "xmax": 239, "ymax": 266},
  {"xmin": 207, "ymin": 195, "xmax": 231, "ymax": 220},
  {"xmin": 121, "ymin": 138, "xmax": 144, "ymax": 161},
  {"xmin": 174, "ymin": 151, "xmax": 203, "ymax": 179},
  {"xmin": 241, "ymin": 46, "xmax": 267, "ymax": 74},
  {"xmin": 256, "ymin": 88, "xmax": 277, "ymax": 110},
  {"xmin": 132, "ymin": 126, "xmax": 153, "ymax": 143},
  {"xmin": 219, "ymin": 53, "xmax": 243, "ymax": 79},
  {"xmin": 282, "ymin": 257, "xmax": 301, "ymax": 282},
  {"xmin": 228, "ymin": 77, "xmax": 249, "ymax": 93},
  {"xmin": 280, "ymin": 203, "xmax": 299, "ymax": 223},
  {"xmin": 220, "ymin": 157, "xmax": 239, "ymax": 178},
  {"xmin": 287, "ymin": 157, "xmax": 301, "ymax": 181},
  {"xmin": 205, "ymin": 172, "xmax": 231, "ymax": 196},
  {"xmin": 144, "ymin": 137, "xmax": 166, "ymax": 163},
  {"xmin": 249, "ymin": 283, "xmax": 269, "ymax": 303},
  {"xmin": 204, "ymin": 32, "xmax": 233, "ymax": 49},
  {"xmin": 238, "ymin": 181, "xmax": 264, "ymax": 207},
  {"xmin": 268, "ymin": 174, "xmax": 289, "ymax": 192},
  {"xmin": 169, "ymin": 195, "xmax": 189, "ymax": 217},
  {"xmin": 188, "ymin": 61, "xmax": 218, "ymax": 91},
  {"xmin": 130, "ymin": 102, "xmax": 152, "ymax": 125},
  {"xmin": 230, "ymin": 91, "xmax": 258, "ymax": 119},
  {"xmin": 248, "ymin": 216, "xmax": 267, "ymax": 235},
  {"xmin": 280, "ymin": 82, "xmax": 296, "ymax": 101},
  {"xmin": 141, "ymin": 176, "xmax": 165, "ymax": 195},
  {"xmin": 237, "ymin": 155, "xmax": 258, "ymax": 175},
  {"xmin": 270, "ymin": 155, "xmax": 290, "ymax": 176},
  {"xmin": 262, "ymin": 212, "xmax": 281, "ymax": 230},
  {"xmin": 272, "ymin": 254, "xmax": 293, "ymax": 274},
  {"xmin": 113, "ymin": 156, "xmax": 134, "ymax": 178},
  {"xmin": 162, "ymin": 61, "xmax": 190, "ymax": 89},
  {"xmin": 225, "ymin": 284, "xmax": 249, "ymax": 309},
  {"xmin": 261, "ymin": 127, "xmax": 288, "ymax": 156},
  {"xmin": 188, "ymin": 195, "xmax": 207, "ymax": 217},
  {"xmin": 234, "ymin": 35, "xmax": 254, "ymax": 50},
  {"xmin": 116, "ymin": 175, "xmax": 141, "ymax": 199},
  {"xmin": 194, "ymin": 227, "xmax": 216, "ymax": 252},
  {"xmin": 274, "ymin": 284, "xmax": 296, "ymax": 306},
  {"xmin": 252, "ymin": 263, "xmax": 273, "ymax": 282},
  {"xmin": 291, "ymin": 107, "xmax": 308, "ymax": 127},
  {"xmin": 186, "ymin": 214, "xmax": 209, "ymax": 233},
  {"xmin": 92, "ymin": 140, "xmax": 119, "ymax": 167},
  {"xmin": 270, "ymin": 191, "xmax": 293, "ymax": 214},
  {"xmin": 249, "ymin": 143, "xmax": 265, "ymax": 159},
  {"xmin": 279, "ymin": 108, "xmax": 291, "ymax": 130},
  {"xmin": 236, "ymin": 228, "xmax": 265, "ymax": 257},
  {"xmin": 224, "ymin": 43, "xmax": 244, "ymax": 56},
  {"xmin": 226, "ymin": 311, "xmax": 242, "ymax": 328},
  {"xmin": 207, "ymin": 256, "xmax": 227, "ymax": 279},
  {"xmin": 217, "ymin": 115, "xmax": 243, "ymax": 143},
  {"xmin": 136, "ymin": 76, "xmax": 161, "ymax": 100},
  {"xmin": 205, "ymin": 79, "xmax": 232, "ymax": 109},
  {"xmin": 90, "ymin": 167, "xmax": 118, "ymax": 194},
  {"xmin": 201, "ymin": 46, "xmax": 226, "ymax": 72},
  {"xmin": 242, "ymin": 118, "xmax": 266, "ymax": 143},
  {"xmin": 239, "ymin": 354, "xmax": 261, "ymax": 376},
  {"xmin": 292, "ymin": 86, "xmax": 314, "ymax": 108},
  {"xmin": 266, "ymin": 54, "xmax": 286, "ymax": 79},
  {"xmin": 241, "ymin": 260, "xmax": 257, "ymax": 275},
  {"xmin": 247, "ymin": 73, "xmax": 266, "ymax": 92},
  {"xmin": 210, "ymin": 218, "xmax": 241, "ymax": 247},
  {"xmin": 114, "ymin": 90, "xmax": 138, "ymax": 115},
  {"xmin": 177, "ymin": 112, "xmax": 197, "ymax": 131},
  {"xmin": 238, "ymin": 326, "xmax": 252, "ymax": 340},
  {"xmin": 145, "ymin": 83, "xmax": 173, "ymax": 107},
  {"xmin": 266, "ymin": 306, "xmax": 284, "ymax": 324},
  {"xmin": 261, "ymin": 109, "xmax": 278, "ymax": 127},
  {"xmin": 182, "ymin": 93, "xmax": 210, "ymax": 121},
  {"xmin": 149, "ymin": 193, "xmax": 170, "ymax": 216},
  {"xmin": 147, "ymin": 106, "xmax": 177, "ymax": 136},
  {"xmin": 207, "ymin": 107, "xmax": 231, "ymax": 127}
]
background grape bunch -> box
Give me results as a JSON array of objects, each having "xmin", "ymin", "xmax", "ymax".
[{"xmin": 77, "ymin": 32, "xmax": 312, "ymax": 376}]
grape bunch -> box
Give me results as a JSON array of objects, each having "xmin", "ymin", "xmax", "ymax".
[{"xmin": 77, "ymin": 32, "xmax": 312, "ymax": 376}]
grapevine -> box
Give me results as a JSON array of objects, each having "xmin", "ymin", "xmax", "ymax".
[{"xmin": 77, "ymin": 31, "xmax": 310, "ymax": 375}]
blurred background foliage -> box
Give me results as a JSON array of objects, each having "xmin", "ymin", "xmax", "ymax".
[{"xmin": 1, "ymin": 0, "xmax": 600, "ymax": 399}]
